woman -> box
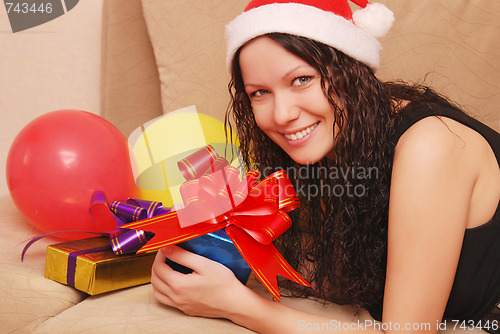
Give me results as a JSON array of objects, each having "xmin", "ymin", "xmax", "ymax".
[{"xmin": 151, "ymin": 1, "xmax": 500, "ymax": 332}]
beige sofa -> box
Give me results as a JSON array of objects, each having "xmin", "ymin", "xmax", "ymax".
[{"xmin": 1, "ymin": 0, "xmax": 498, "ymax": 333}]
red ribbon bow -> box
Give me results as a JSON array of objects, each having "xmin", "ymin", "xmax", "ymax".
[{"xmin": 122, "ymin": 145, "xmax": 310, "ymax": 300}]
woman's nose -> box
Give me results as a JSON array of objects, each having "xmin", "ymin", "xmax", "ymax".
[{"xmin": 273, "ymin": 93, "xmax": 300, "ymax": 126}]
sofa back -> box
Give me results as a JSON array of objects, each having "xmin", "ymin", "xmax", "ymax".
[{"xmin": 104, "ymin": 0, "xmax": 498, "ymax": 136}]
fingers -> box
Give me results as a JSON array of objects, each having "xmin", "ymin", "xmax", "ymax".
[
  {"xmin": 151, "ymin": 276, "xmax": 175, "ymax": 306},
  {"xmin": 151, "ymin": 263, "xmax": 175, "ymax": 306},
  {"xmin": 151, "ymin": 246, "xmax": 210, "ymax": 312},
  {"xmin": 151, "ymin": 249, "xmax": 182, "ymax": 307},
  {"xmin": 152, "ymin": 246, "xmax": 186, "ymax": 285},
  {"xmin": 151, "ymin": 246, "xmax": 206, "ymax": 297},
  {"xmin": 150, "ymin": 246, "xmax": 243, "ymax": 318},
  {"xmin": 160, "ymin": 245, "xmax": 211, "ymax": 275}
]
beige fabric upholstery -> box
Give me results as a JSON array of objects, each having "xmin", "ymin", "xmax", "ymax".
[
  {"xmin": 100, "ymin": 0, "xmax": 163, "ymax": 137},
  {"xmin": 0, "ymin": 196, "xmax": 85, "ymax": 333},
  {"xmin": 377, "ymin": 0, "xmax": 500, "ymax": 131},
  {"xmin": 32, "ymin": 279, "xmax": 371, "ymax": 334},
  {"xmin": 140, "ymin": 0, "xmax": 499, "ymax": 131},
  {"xmin": 140, "ymin": 0, "xmax": 246, "ymax": 120}
]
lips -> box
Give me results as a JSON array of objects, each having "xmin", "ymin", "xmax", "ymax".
[{"xmin": 282, "ymin": 122, "xmax": 319, "ymax": 141}]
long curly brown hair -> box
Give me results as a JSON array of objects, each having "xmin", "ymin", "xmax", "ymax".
[{"xmin": 225, "ymin": 33, "xmax": 437, "ymax": 312}]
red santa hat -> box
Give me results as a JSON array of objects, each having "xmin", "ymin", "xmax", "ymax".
[{"xmin": 225, "ymin": 0, "xmax": 394, "ymax": 72}]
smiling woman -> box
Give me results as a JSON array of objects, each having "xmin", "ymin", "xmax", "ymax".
[
  {"xmin": 149, "ymin": 0, "xmax": 500, "ymax": 333},
  {"xmin": 239, "ymin": 37, "xmax": 336, "ymax": 165}
]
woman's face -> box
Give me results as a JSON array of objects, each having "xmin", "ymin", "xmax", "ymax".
[{"xmin": 239, "ymin": 37, "xmax": 337, "ymax": 165}]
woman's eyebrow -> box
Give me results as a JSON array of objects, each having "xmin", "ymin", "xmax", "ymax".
[
  {"xmin": 282, "ymin": 65, "xmax": 309, "ymax": 80},
  {"xmin": 244, "ymin": 82, "xmax": 261, "ymax": 89},
  {"xmin": 244, "ymin": 65, "xmax": 311, "ymax": 88}
]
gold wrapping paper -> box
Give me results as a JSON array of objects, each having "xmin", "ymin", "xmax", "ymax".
[{"xmin": 45, "ymin": 236, "xmax": 156, "ymax": 295}]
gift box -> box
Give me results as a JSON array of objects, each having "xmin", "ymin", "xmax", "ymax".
[
  {"xmin": 45, "ymin": 236, "xmax": 157, "ymax": 295},
  {"xmin": 123, "ymin": 145, "xmax": 311, "ymax": 301},
  {"xmin": 165, "ymin": 228, "xmax": 251, "ymax": 284}
]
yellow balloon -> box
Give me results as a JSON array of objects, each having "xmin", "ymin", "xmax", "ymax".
[{"xmin": 128, "ymin": 106, "xmax": 241, "ymax": 207}]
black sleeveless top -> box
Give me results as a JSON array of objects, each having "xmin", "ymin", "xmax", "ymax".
[{"xmin": 386, "ymin": 94, "xmax": 500, "ymax": 322}]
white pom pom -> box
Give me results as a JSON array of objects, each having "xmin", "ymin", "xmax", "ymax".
[{"xmin": 352, "ymin": 3, "xmax": 394, "ymax": 38}]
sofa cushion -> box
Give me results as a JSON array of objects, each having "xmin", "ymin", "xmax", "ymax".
[
  {"xmin": 101, "ymin": 0, "xmax": 164, "ymax": 137},
  {"xmin": 141, "ymin": 0, "xmax": 247, "ymax": 121},
  {"xmin": 141, "ymin": 0, "xmax": 499, "ymax": 132},
  {"xmin": 32, "ymin": 284, "xmax": 253, "ymax": 334},
  {"xmin": 31, "ymin": 275, "xmax": 370, "ymax": 334},
  {"xmin": 0, "ymin": 195, "xmax": 86, "ymax": 333},
  {"xmin": 377, "ymin": 0, "xmax": 500, "ymax": 131}
]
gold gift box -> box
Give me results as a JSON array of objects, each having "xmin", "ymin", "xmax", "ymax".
[{"xmin": 45, "ymin": 236, "xmax": 156, "ymax": 295}]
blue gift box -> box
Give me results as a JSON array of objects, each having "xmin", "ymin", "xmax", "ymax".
[{"xmin": 165, "ymin": 228, "xmax": 251, "ymax": 284}]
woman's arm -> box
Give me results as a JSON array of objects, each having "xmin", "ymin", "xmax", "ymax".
[
  {"xmin": 382, "ymin": 116, "xmax": 477, "ymax": 333},
  {"xmin": 152, "ymin": 246, "xmax": 385, "ymax": 333},
  {"xmin": 151, "ymin": 116, "xmax": 479, "ymax": 333}
]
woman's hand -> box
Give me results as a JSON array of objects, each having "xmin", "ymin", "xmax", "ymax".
[
  {"xmin": 151, "ymin": 245, "xmax": 245, "ymax": 318},
  {"xmin": 151, "ymin": 248, "xmax": 385, "ymax": 333}
]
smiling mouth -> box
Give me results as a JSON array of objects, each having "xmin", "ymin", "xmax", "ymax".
[{"xmin": 283, "ymin": 122, "xmax": 319, "ymax": 141}]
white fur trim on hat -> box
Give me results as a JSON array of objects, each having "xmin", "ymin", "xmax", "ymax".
[
  {"xmin": 225, "ymin": 3, "xmax": 383, "ymax": 73},
  {"xmin": 353, "ymin": 3, "xmax": 394, "ymax": 38}
]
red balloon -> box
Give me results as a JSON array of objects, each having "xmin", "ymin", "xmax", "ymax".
[{"xmin": 6, "ymin": 110, "xmax": 138, "ymax": 239}]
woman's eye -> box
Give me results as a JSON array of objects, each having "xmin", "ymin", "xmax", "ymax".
[
  {"xmin": 251, "ymin": 89, "xmax": 269, "ymax": 97},
  {"xmin": 292, "ymin": 76, "xmax": 312, "ymax": 86}
]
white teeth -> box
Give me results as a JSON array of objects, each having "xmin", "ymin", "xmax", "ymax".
[{"xmin": 284, "ymin": 123, "xmax": 318, "ymax": 141}]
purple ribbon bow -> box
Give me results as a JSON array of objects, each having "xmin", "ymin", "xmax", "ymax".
[
  {"xmin": 21, "ymin": 191, "xmax": 170, "ymax": 291},
  {"xmin": 89, "ymin": 191, "xmax": 169, "ymax": 255},
  {"xmin": 21, "ymin": 191, "xmax": 170, "ymax": 259}
]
